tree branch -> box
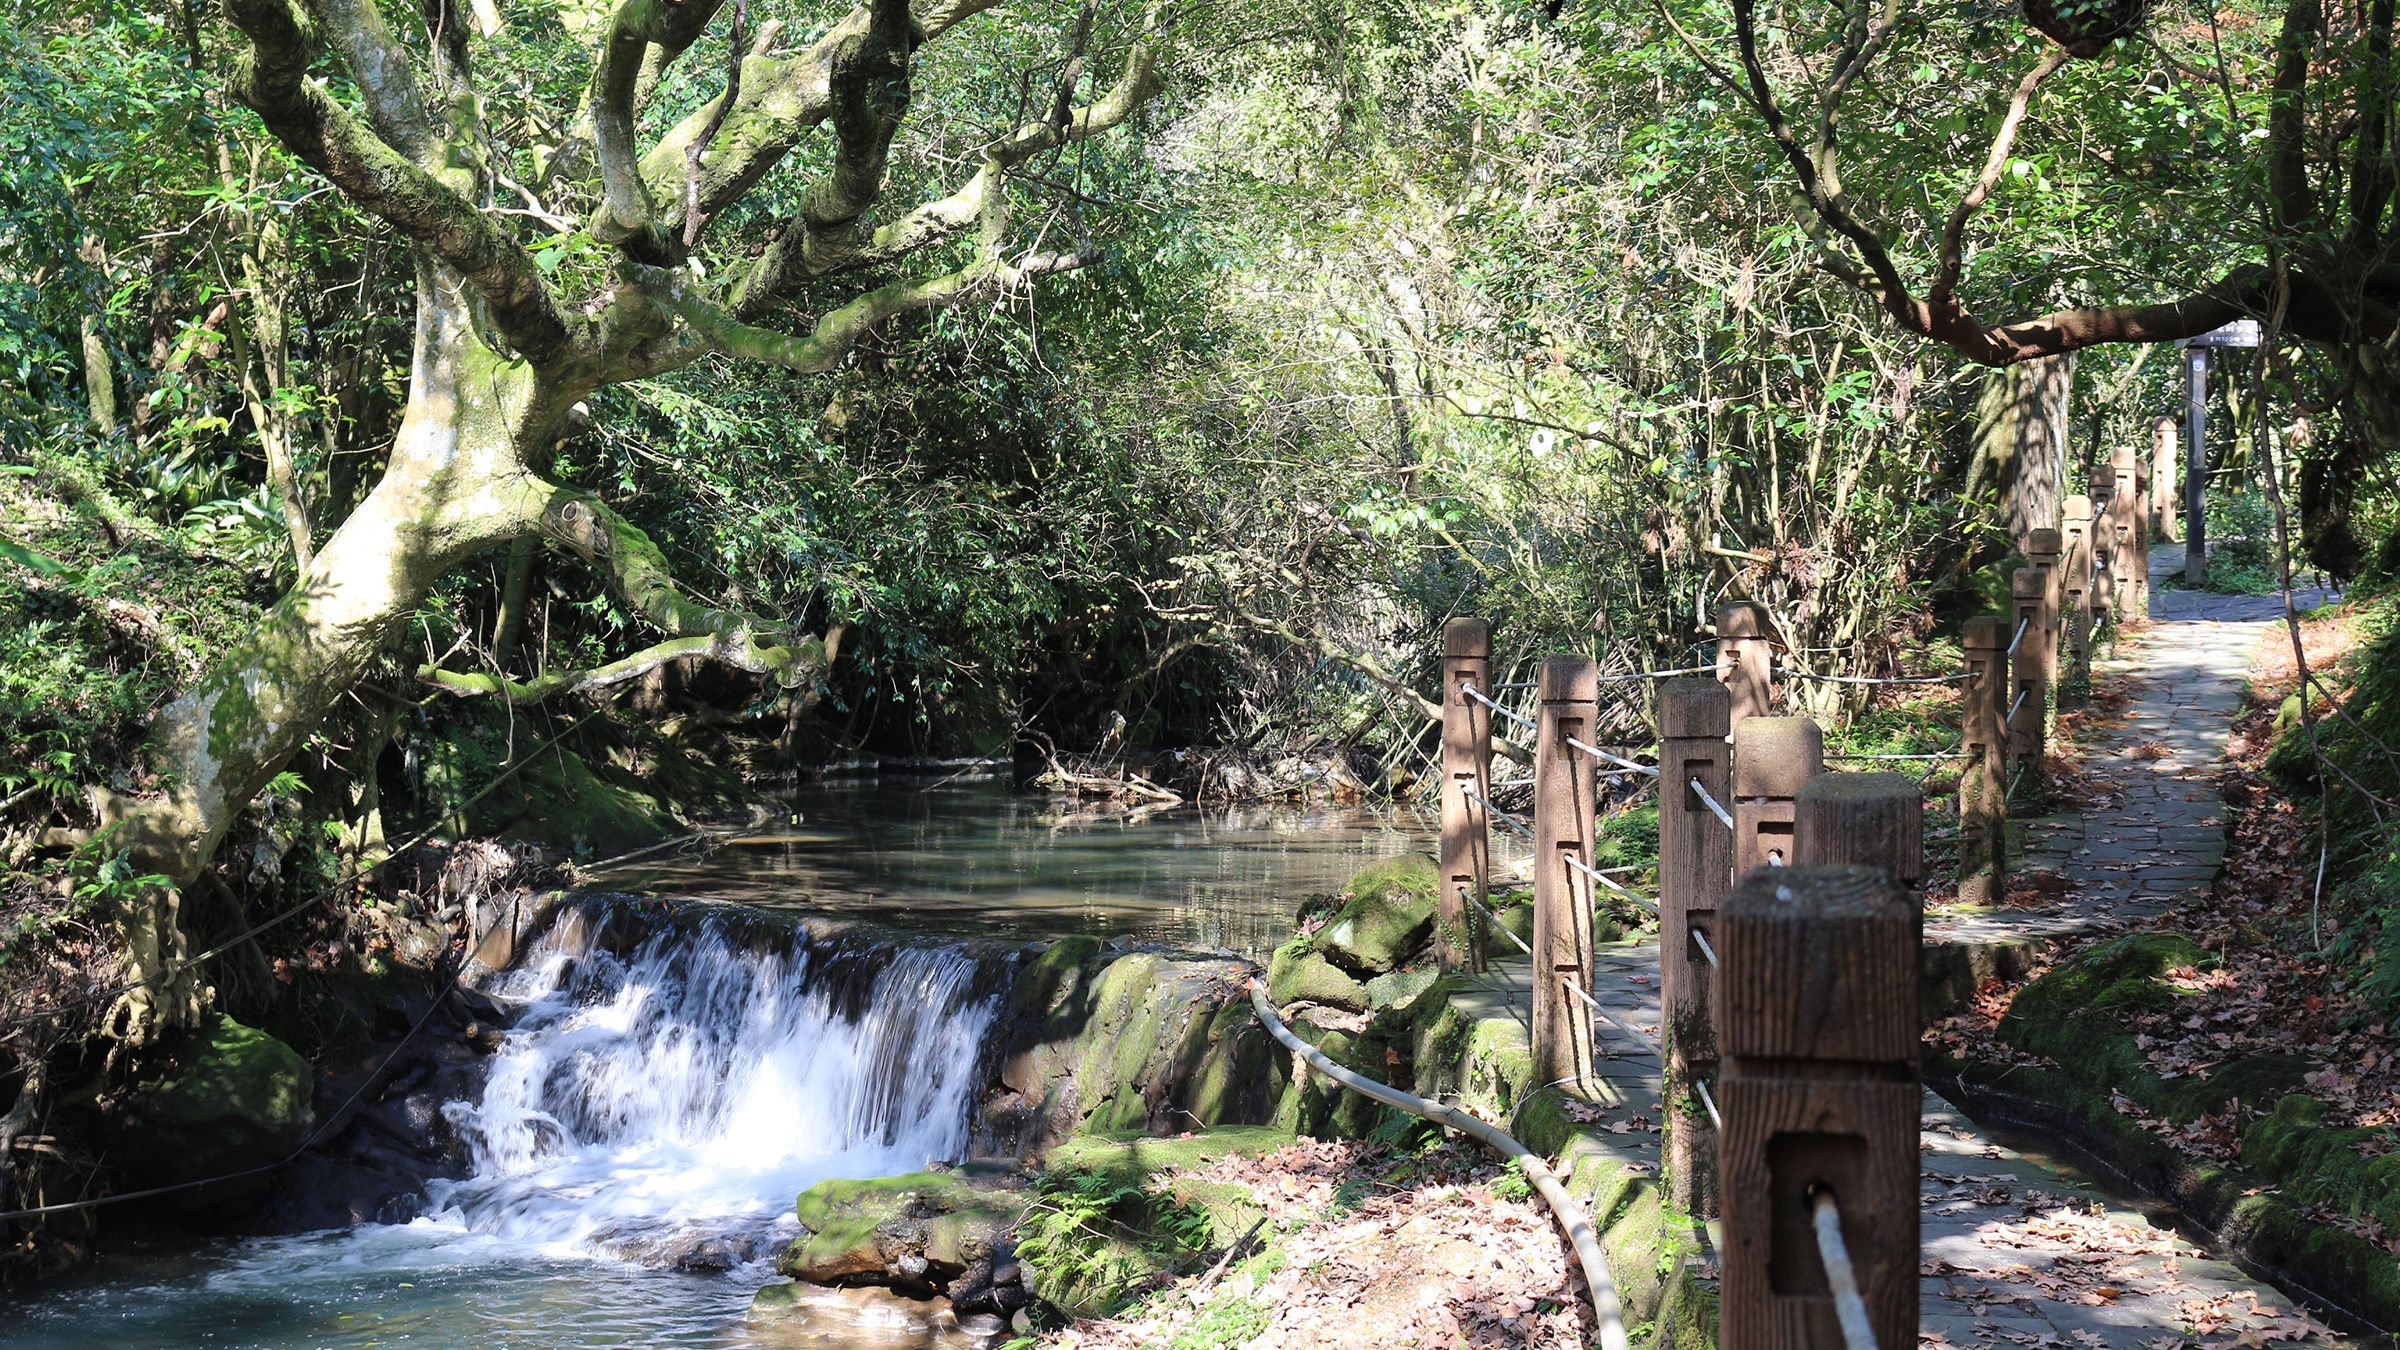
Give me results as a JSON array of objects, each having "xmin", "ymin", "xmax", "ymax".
[
  {"xmin": 522, "ymin": 485, "xmax": 848, "ymax": 691},
  {"xmin": 1932, "ymin": 48, "xmax": 2070, "ymax": 304},
  {"xmin": 226, "ymin": 0, "xmax": 580, "ymax": 364}
]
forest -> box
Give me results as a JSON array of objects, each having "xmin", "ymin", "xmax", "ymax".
[{"xmin": 1, "ymin": 0, "xmax": 2398, "ymax": 1343}]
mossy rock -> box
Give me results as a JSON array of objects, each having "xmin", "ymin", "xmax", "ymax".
[
  {"xmin": 2000, "ymin": 934, "xmax": 2217, "ymax": 1116},
  {"xmin": 1266, "ymin": 945, "xmax": 1367, "ymax": 1010},
  {"xmin": 1029, "ymin": 1126, "xmax": 1295, "ymax": 1317},
  {"xmin": 1313, "ymin": 855, "xmax": 1439, "ymax": 976},
  {"xmin": 1363, "ymin": 966, "xmax": 1438, "ymax": 1011},
  {"xmin": 1269, "ymin": 1021, "xmax": 1392, "ymax": 1138},
  {"xmin": 2241, "ymin": 1094, "xmax": 2400, "ymax": 1237},
  {"xmin": 783, "ymin": 1172, "xmax": 1027, "ymax": 1285},
  {"xmin": 1044, "ymin": 1124, "xmax": 1296, "ymax": 1188},
  {"xmin": 118, "ymin": 1015, "xmax": 314, "ymax": 1189}
]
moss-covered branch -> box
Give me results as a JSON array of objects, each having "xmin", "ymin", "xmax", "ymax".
[
  {"xmin": 525, "ymin": 484, "xmax": 847, "ymax": 692},
  {"xmin": 225, "ymin": 0, "xmax": 580, "ymax": 364}
]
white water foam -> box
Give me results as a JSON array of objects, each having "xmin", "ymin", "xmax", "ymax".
[{"xmin": 422, "ymin": 905, "xmax": 999, "ymax": 1260}]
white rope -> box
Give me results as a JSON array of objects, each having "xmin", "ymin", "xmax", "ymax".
[
  {"xmin": 1689, "ymin": 776, "xmax": 1735, "ymax": 829},
  {"xmin": 2007, "ymin": 686, "xmax": 2032, "ymax": 724},
  {"xmin": 1564, "ymin": 735, "xmax": 1662, "ymax": 778},
  {"xmin": 1825, "ymin": 750, "xmax": 1971, "ymax": 761},
  {"xmin": 1689, "ymin": 926, "xmax": 1719, "ymax": 969},
  {"xmin": 1782, "ymin": 669, "xmax": 1976, "ymax": 686},
  {"xmin": 1246, "ymin": 982, "xmax": 1631, "ymax": 1350},
  {"xmin": 1459, "ymin": 783, "xmax": 1534, "ymax": 840},
  {"xmin": 1693, "ymin": 1078, "xmax": 1723, "ymax": 1131},
  {"xmin": 1596, "ymin": 663, "xmax": 1718, "ymax": 682},
  {"xmin": 1462, "ymin": 684, "xmax": 1537, "ymax": 732},
  {"xmin": 2006, "ymin": 616, "xmax": 2030, "ymax": 657},
  {"xmin": 1460, "ymin": 884, "xmax": 1535, "ymax": 957},
  {"xmin": 1814, "ymin": 1190, "xmax": 1882, "ymax": 1350},
  {"xmin": 1561, "ymin": 974, "xmax": 1663, "ymax": 1058},
  {"xmin": 1563, "ymin": 852, "xmax": 1660, "ymax": 913}
]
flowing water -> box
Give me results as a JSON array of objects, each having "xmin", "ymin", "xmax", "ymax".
[{"xmin": 5, "ymin": 782, "xmax": 1437, "ymax": 1348}]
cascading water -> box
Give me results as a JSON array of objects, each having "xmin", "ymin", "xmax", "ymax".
[
  {"xmin": 430, "ymin": 902, "xmax": 1002, "ymax": 1262},
  {"xmin": 2, "ymin": 901, "xmax": 1008, "ymax": 1350}
]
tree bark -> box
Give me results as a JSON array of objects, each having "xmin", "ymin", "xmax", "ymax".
[{"xmin": 1964, "ymin": 353, "xmax": 2073, "ymax": 546}]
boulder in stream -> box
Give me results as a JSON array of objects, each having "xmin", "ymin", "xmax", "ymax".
[
  {"xmin": 782, "ymin": 1169, "xmax": 1030, "ymax": 1298},
  {"xmin": 112, "ymin": 1014, "xmax": 314, "ymax": 1192}
]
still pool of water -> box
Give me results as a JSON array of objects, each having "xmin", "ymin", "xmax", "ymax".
[
  {"xmin": 597, "ymin": 776, "xmax": 1446, "ymax": 957},
  {"xmin": 3, "ymin": 780, "xmax": 1449, "ymax": 1348}
]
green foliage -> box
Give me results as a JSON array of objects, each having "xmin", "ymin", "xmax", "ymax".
[
  {"xmin": 1489, "ymin": 1157, "xmax": 1534, "ymax": 1203},
  {"xmin": 1016, "ymin": 1164, "xmax": 1214, "ymax": 1315},
  {"xmin": 2268, "ymin": 594, "xmax": 2400, "ymax": 1011}
]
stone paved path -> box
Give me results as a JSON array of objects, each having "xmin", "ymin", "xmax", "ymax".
[{"xmin": 1466, "ymin": 545, "xmax": 2351, "ymax": 1348}]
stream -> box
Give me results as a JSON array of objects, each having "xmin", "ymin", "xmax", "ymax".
[{"xmin": 2, "ymin": 780, "xmax": 1433, "ymax": 1349}]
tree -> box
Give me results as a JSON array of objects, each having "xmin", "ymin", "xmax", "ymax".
[
  {"xmin": 100, "ymin": 0, "xmax": 1166, "ymax": 1032},
  {"xmin": 1668, "ymin": 0, "xmax": 2396, "ymax": 566}
]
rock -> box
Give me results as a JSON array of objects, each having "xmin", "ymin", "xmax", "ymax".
[
  {"xmin": 115, "ymin": 1015, "xmax": 315, "ymax": 1191},
  {"xmin": 979, "ymin": 940, "xmax": 1280, "ymax": 1151},
  {"xmin": 782, "ymin": 1171, "xmax": 1029, "ymax": 1291},
  {"xmin": 1267, "ymin": 945, "xmax": 1368, "ymax": 1010},
  {"xmin": 1311, "ymin": 855, "xmax": 1439, "ymax": 976},
  {"xmin": 1027, "ymin": 1126, "xmax": 1294, "ymax": 1317},
  {"xmin": 1363, "ymin": 966, "xmax": 1437, "ymax": 1011},
  {"xmin": 749, "ymin": 1282, "xmax": 999, "ymax": 1349}
]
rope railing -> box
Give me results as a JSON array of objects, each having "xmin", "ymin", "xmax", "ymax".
[
  {"xmin": 1693, "ymin": 1078, "xmax": 1723, "ymax": 1132},
  {"xmin": 1565, "ymin": 735, "xmax": 1663, "ymax": 779},
  {"xmin": 1782, "ymin": 669, "xmax": 1975, "ymax": 687},
  {"xmin": 1458, "ymin": 782, "xmax": 1535, "ymax": 840},
  {"xmin": 1561, "ymin": 973, "xmax": 1662, "ymax": 1059},
  {"xmin": 1563, "ymin": 852, "xmax": 1661, "ymax": 913},
  {"xmin": 1689, "ymin": 926, "xmax": 1718, "ymax": 969},
  {"xmin": 2007, "ymin": 615, "xmax": 2031, "ymax": 657},
  {"xmin": 1688, "ymin": 776, "xmax": 1735, "ymax": 830},
  {"xmin": 1462, "ymin": 683, "xmax": 1537, "ymax": 733},
  {"xmin": 1814, "ymin": 1189, "xmax": 1881, "ymax": 1350},
  {"xmin": 1461, "ymin": 884, "xmax": 1535, "ymax": 957},
  {"xmin": 1597, "ymin": 663, "xmax": 1718, "ymax": 682}
]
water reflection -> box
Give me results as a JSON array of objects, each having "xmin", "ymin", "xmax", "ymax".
[{"xmin": 599, "ymin": 777, "xmax": 1447, "ymax": 958}]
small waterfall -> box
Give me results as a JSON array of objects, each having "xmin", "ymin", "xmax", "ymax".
[{"xmin": 426, "ymin": 901, "xmax": 1001, "ymax": 1264}]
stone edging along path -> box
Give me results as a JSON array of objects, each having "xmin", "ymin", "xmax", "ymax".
[{"xmin": 1438, "ymin": 544, "xmax": 2363, "ymax": 1349}]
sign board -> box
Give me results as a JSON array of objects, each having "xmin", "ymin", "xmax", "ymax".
[{"xmin": 2182, "ymin": 318, "xmax": 2261, "ymax": 349}]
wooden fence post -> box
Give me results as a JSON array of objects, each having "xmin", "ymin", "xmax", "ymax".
[
  {"xmin": 1439, "ymin": 618, "xmax": 1493, "ymax": 975},
  {"xmin": 1660, "ymin": 677, "xmax": 1733, "ymax": 1216},
  {"xmin": 2107, "ymin": 444, "xmax": 2141, "ymax": 629},
  {"xmin": 2009, "ymin": 567, "xmax": 2051, "ymax": 793},
  {"xmin": 2131, "ymin": 457, "xmax": 2153, "ymax": 619},
  {"xmin": 1734, "ymin": 716, "xmax": 1824, "ymax": 875},
  {"xmin": 2151, "ymin": 414, "xmax": 2181, "ymax": 543},
  {"xmin": 1720, "ymin": 865, "xmax": 1920, "ymax": 1350},
  {"xmin": 2059, "ymin": 497, "xmax": 2095, "ymax": 708},
  {"xmin": 1532, "ymin": 656, "xmax": 1602, "ymax": 1091},
  {"xmin": 1716, "ymin": 601, "xmax": 1776, "ymax": 731},
  {"xmin": 1794, "ymin": 772, "xmax": 1926, "ymax": 896},
  {"xmin": 1959, "ymin": 617, "xmax": 2009, "ymax": 906}
]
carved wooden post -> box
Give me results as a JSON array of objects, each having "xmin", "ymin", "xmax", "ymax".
[
  {"xmin": 1660, "ymin": 677, "xmax": 1733, "ymax": 1216},
  {"xmin": 1959, "ymin": 617, "xmax": 2009, "ymax": 906},
  {"xmin": 1532, "ymin": 656, "xmax": 1602, "ymax": 1091},
  {"xmin": 1439, "ymin": 618, "xmax": 1493, "ymax": 974},
  {"xmin": 1720, "ymin": 865, "xmax": 1919, "ymax": 1350},
  {"xmin": 2059, "ymin": 497, "xmax": 2095, "ymax": 708},
  {"xmin": 1795, "ymin": 772, "xmax": 1926, "ymax": 897},
  {"xmin": 1716, "ymin": 601, "xmax": 1776, "ymax": 731},
  {"xmin": 2131, "ymin": 458, "xmax": 2153, "ymax": 619},
  {"xmin": 2010, "ymin": 568, "xmax": 2052, "ymax": 794},
  {"xmin": 2106, "ymin": 444, "xmax": 2141, "ymax": 628},
  {"xmin": 2026, "ymin": 527, "xmax": 2062, "ymax": 615},
  {"xmin": 1734, "ymin": 717, "xmax": 1824, "ymax": 875},
  {"xmin": 2151, "ymin": 414, "xmax": 2181, "ymax": 543}
]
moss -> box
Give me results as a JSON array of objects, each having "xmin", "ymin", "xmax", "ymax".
[
  {"xmin": 1044, "ymin": 1125, "xmax": 1297, "ymax": 1188},
  {"xmin": 1266, "ymin": 946, "xmax": 1367, "ymax": 1010},
  {"xmin": 1314, "ymin": 854, "xmax": 1440, "ymax": 975},
  {"xmin": 1999, "ymin": 933, "xmax": 2210, "ymax": 1097},
  {"xmin": 2241, "ymin": 1095, "xmax": 2400, "ymax": 1236},
  {"xmin": 782, "ymin": 1172, "xmax": 1026, "ymax": 1283},
  {"xmin": 117, "ymin": 1014, "xmax": 314, "ymax": 1188}
]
